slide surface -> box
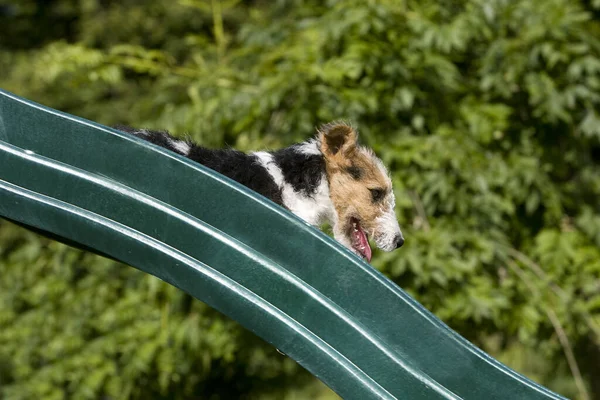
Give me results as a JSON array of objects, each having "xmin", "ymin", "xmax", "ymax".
[{"xmin": 0, "ymin": 89, "xmax": 567, "ymax": 400}]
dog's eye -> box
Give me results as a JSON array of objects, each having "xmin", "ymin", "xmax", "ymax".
[{"xmin": 369, "ymin": 188, "xmax": 385, "ymax": 202}]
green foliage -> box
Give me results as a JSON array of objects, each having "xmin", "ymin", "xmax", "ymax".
[{"xmin": 1, "ymin": 0, "xmax": 600, "ymax": 398}]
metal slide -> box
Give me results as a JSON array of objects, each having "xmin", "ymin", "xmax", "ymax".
[{"xmin": 0, "ymin": 89, "xmax": 567, "ymax": 400}]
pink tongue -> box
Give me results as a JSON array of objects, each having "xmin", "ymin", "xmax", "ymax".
[{"xmin": 353, "ymin": 224, "xmax": 372, "ymax": 262}]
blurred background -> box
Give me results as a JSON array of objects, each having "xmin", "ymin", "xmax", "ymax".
[{"xmin": 1, "ymin": 0, "xmax": 600, "ymax": 399}]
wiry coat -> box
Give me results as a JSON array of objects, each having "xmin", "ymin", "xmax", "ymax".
[{"xmin": 115, "ymin": 123, "xmax": 404, "ymax": 261}]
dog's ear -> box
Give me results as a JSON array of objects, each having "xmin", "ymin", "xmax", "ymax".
[{"xmin": 319, "ymin": 122, "xmax": 358, "ymax": 156}]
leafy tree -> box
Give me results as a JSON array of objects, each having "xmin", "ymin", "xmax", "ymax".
[{"xmin": 1, "ymin": 0, "xmax": 600, "ymax": 399}]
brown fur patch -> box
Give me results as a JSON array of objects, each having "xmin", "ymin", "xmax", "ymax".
[{"xmin": 318, "ymin": 123, "xmax": 392, "ymax": 236}]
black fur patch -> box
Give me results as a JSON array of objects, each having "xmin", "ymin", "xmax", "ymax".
[
  {"xmin": 114, "ymin": 125, "xmax": 191, "ymax": 155},
  {"xmin": 272, "ymin": 145, "xmax": 326, "ymax": 196},
  {"xmin": 115, "ymin": 126, "xmax": 284, "ymax": 206},
  {"xmin": 188, "ymin": 146, "xmax": 284, "ymax": 206},
  {"xmin": 344, "ymin": 165, "xmax": 363, "ymax": 180}
]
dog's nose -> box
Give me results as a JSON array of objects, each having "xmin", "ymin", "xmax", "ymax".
[{"xmin": 394, "ymin": 235, "xmax": 405, "ymax": 249}]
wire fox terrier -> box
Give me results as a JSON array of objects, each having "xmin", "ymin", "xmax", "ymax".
[{"xmin": 117, "ymin": 122, "xmax": 404, "ymax": 262}]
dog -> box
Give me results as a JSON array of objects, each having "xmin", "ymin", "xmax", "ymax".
[{"xmin": 116, "ymin": 122, "xmax": 404, "ymax": 262}]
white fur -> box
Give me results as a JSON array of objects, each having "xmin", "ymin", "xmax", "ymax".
[
  {"xmin": 169, "ymin": 138, "xmax": 191, "ymax": 155},
  {"xmin": 253, "ymin": 151, "xmax": 335, "ymax": 226},
  {"xmin": 373, "ymin": 193, "xmax": 403, "ymax": 251},
  {"xmin": 296, "ymin": 139, "xmax": 321, "ymax": 156},
  {"xmin": 375, "ymin": 158, "xmax": 391, "ymax": 182},
  {"xmin": 363, "ymin": 148, "xmax": 392, "ymax": 185}
]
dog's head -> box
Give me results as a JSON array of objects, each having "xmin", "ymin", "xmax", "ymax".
[{"xmin": 318, "ymin": 122, "xmax": 404, "ymax": 262}]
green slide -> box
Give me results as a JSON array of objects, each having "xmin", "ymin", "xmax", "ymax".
[{"xmin": 0, "ymin": 89, "xmax": 567, "ymax": 400}]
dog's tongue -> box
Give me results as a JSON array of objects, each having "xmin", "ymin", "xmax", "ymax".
[{"xmin": 353, "ymin": 222, "xmax": 372, "ymax": 262}]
